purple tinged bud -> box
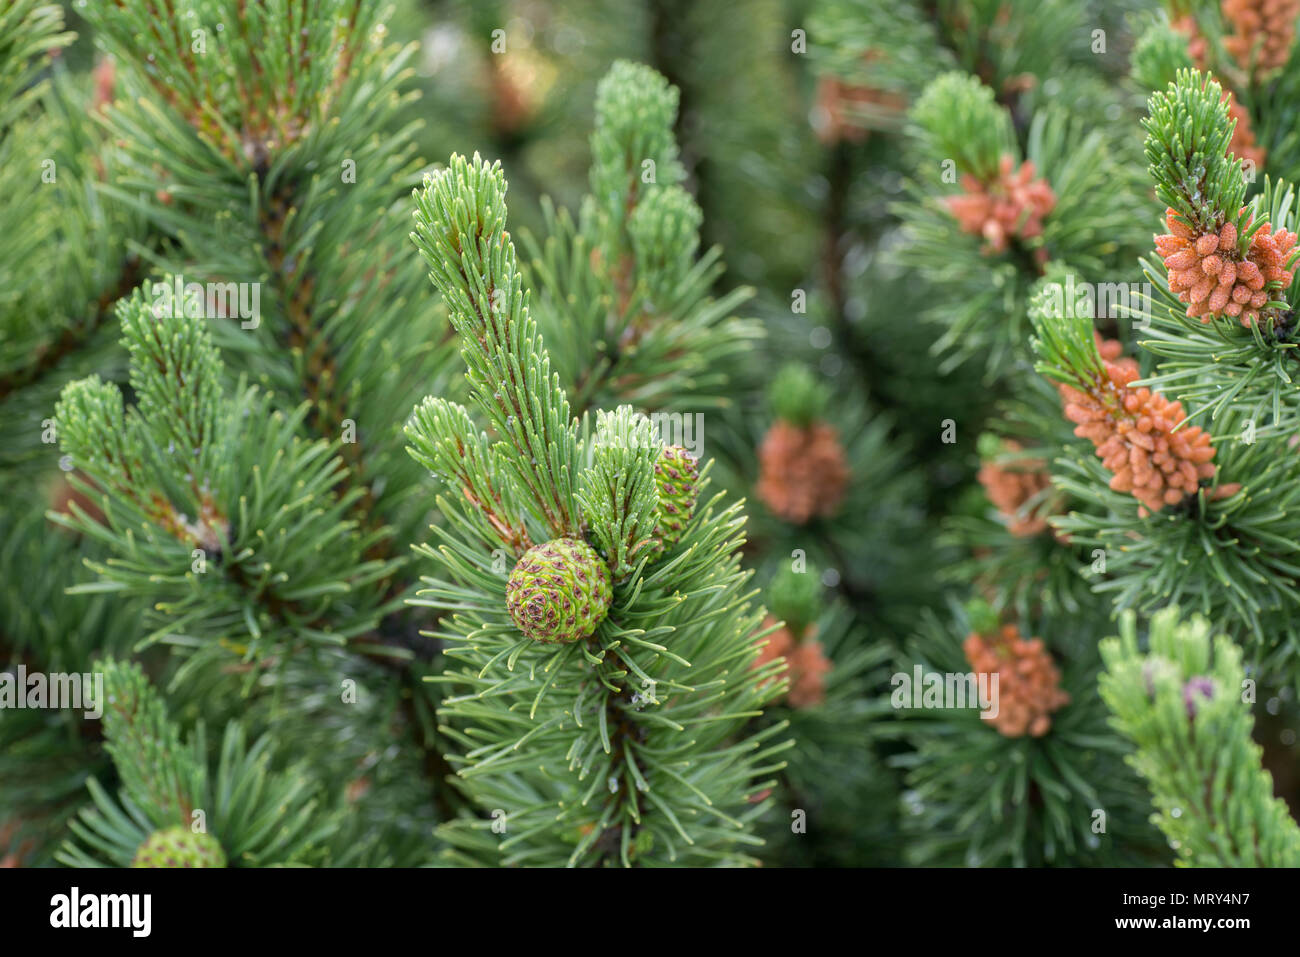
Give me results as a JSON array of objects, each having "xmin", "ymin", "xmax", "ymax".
[{"xmin": 1183, "ymin": 676, "xmax": 1215, "ymax": 719}]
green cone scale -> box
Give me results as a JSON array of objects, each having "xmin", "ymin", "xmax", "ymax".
[
  {"xmin": 506, "ymin": 538, "xmax": 613, "ymax": 643},
  {"xmin": 131, "ymin": 827, "xmax": 227, "ymax": 868},
  {"xmin": 653, "ymin": 445, "xmax": 699, "ymax": 552}
]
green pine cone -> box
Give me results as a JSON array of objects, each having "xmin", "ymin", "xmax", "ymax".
[
  {"xmin": 131, "ymin": 827, "xmax": 227, "ymax": 868},
  {"xmin": 651, "ymin": 445, "xmax": 699, "ymax": 554},
  {"xmin": 506, "ymin": 538, "xmax": 613, "ymax": 643}
]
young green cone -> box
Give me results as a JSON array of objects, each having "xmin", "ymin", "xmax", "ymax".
[
  {"xmin": 506, "ymin": 538, "xmax": 613, "ymax": 643},
  {"xmin": 131, "ymin": 827, "xmax": 226, "ymax": 868},
  {"xmin": 651, "ymin": 445, "xmax": 699, "ymax": 554}
]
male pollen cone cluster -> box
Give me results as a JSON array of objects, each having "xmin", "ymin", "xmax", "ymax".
[
  {"xmin": 976, "ymin": 441, "xmax": 1052, "ymax": 537},
  {"xmin": 963, "ymin": 624, "xmax": 1069, "ymax": 738},
  {"xmin": 1171, "ymin": 15, "xmax": 1209, "ymax": 67},
  {"xmin": 757, "ymin": 420, "xmax": 849, "ymax": 524},
  {"xmin": 1222, "ymin": 0, "xmax": 1300, "ymax": 74},
  {"xmin": 752, "ymin": 615, "xmax": 832, "ymax": 709},
  {"xmin": 945, "ymin": 154, "xmax": 1056, "ymax": 258},
  {"xmin": 1156, "ymin": 208, "xmax": 1297, "ymax": 326},
  {"xmin": 812, "ymin": 54, "xmax": 906, "ymax": 144},
  {"xmin": 1096, "ymin": 333, "xmax": 1138, "ymax": 377},
  {"xmin": 1058, "ymin": 349, "xmax": 1237, "ymax": 515}
]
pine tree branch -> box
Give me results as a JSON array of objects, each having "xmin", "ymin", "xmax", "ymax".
[
  {"xmin": 522, "ymin": 63, "xmax": 759, "ymax": 419},
  {"xmin": 97, "ymin": 658, "xmax": 202, "ymax": 827},
  {"xmin": 55, "ymin": 290, "xmax": 399, "ymax": 671},
  {"xmin": 412, "ymin": 152, "xmax": 581, "ymax": 538},
  {"xmin": 1100, "ymin": 607, "xmax": 1300, "ymax": 866},
  {"xmin": 409, "ymin": 150, "xmax": 786, "ymax": 866}
]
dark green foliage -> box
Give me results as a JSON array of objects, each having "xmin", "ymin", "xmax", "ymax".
[{"xmin": 15, "ymin": 0, "xmax": 1300, "ymax": 874}]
